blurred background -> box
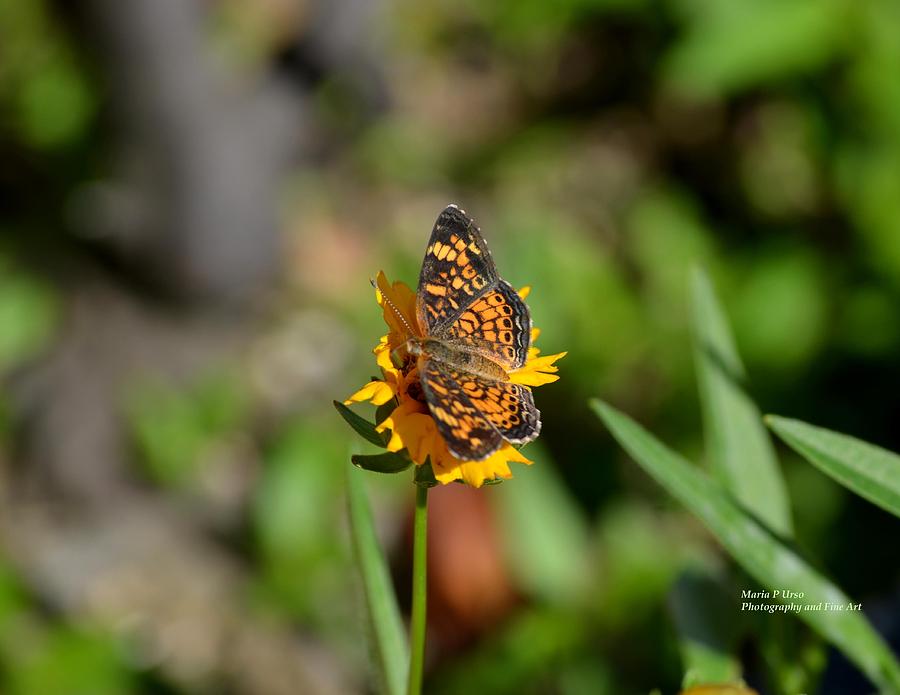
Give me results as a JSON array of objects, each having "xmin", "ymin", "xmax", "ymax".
[{"xmin": 1, "ymin": 0, "xmax": 899, "ymax": 693}]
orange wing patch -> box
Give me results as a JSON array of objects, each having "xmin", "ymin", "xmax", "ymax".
[
  {"xmin": 438, "ymin": 280, "xmax": 530, "ymax": 370},
  {"xmin": 460, "ymin": 378, "xmax": 540, "ymax": 445}
]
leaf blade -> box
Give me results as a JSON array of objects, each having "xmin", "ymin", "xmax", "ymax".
[
  {"xmin": 334, "ymin": 400, "xmax": 389, "ymax": 448},
  {"xmin": 590, "ymin": 398, "xmax": 900, "ymax": 692},
  {"xmin": 691, "ymin": 267, "xmax": 792, "ymax": 536},
  {"xmin": 352, "ymin": 451, "xmax": 412, "ymax": 474},
  {"xmin": 766, "ymin": 416, "xmax": 900, "ymax": 519},
  {"xmin": 346, "ymin": 466, "xmax": 408, "ymax": 695}
]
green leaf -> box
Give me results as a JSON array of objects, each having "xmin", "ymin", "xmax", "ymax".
[
  {"xmin": 414, "ymin": 459, "xmax": 438, "ymax": 488},
  {"xmin": 346, "ymin": 466, "xmax": 407, "ymax": 695},
  {"xmin": 766, "ymin": 416, "xmax": 900, "ymax": 519},
  {"xmin": 352, "ymin": 451, "xmax": 412, "ymax": 474},
  {"xmin": 590, "ymin": 399, "xmax": 900, "ymax": 692},
  {"xmin": 691, "ymin": 267, "xmax": 792, "ymax": 536},
  {"xmin": 375, "ymin": 399, "xmax": 398, "ymax": 427},
  {"xmin": 334, "ymin": 400, "xmax": 389, "ymax": 448},
  {"xmin": 669, "ymin": 569, "xmax": 743, "ymax": 688}
]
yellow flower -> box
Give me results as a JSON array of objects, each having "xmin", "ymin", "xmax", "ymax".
[{"xmin": 345, "ymin": 271, "xmax": 565, "ymax": 487}]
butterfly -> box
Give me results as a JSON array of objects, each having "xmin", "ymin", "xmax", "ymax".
[{"xmin": 406, "ymin": 204, "xmax": 540, "ymax": 461}]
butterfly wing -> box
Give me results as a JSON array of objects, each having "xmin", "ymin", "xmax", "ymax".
[
  {"xmin": 420, "ymin": 358, "xmax": 541, "ymax": 461},
  {"xmin": 416, "ymin": 205, "xmax": 540, "ymax": 461},
  {"xmin": 417, "ymin": 205, "xmax": 531, "ymax": 370},
  {"xmin": 436, "ymin": 279, "xmax": 531, "ymax": 370},
  {"xmin": 419, "ymin": 358, "xmax": 503, "ymax": 461},
  {"xmin": 479, "ymin": 379, "xmax": 540, "ymax": 445},
  {"xmin": 416, "ymin": 204, "xmax": 498, "ymax": 334}
]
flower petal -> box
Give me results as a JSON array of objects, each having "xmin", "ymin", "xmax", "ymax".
[
  {"xmin": 374, "ymin": 335, "xmax": 399, "ymax": 375},
  {"xmin": 375, "ymin": 271, "xmax": 420, "ymax": 339},
  {"xmin": 432, "ymin": 441, "xmax": 532, "ymax": 487},
  {"xmin": 377, "ymin": 398, "xmax": 431, "ymax": 454},
  {"xmin": 509, "ymin": 351, "xmax": 567, "ymax": 386},
  {"xmin": 345, "ymin": 379, "xmax": 397, "ymax": 406}
]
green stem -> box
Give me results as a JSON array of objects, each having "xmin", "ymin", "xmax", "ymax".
[{"xmin": 407, "ymin": 484, "xmax": 429, "ymax": 695}]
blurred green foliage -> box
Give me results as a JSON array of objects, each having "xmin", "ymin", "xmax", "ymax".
[
  {"xmin": 128, "ymin": 371, "xmax": 248, "ymax": 487},
  {"xmin": 0, "ymin": 565, "xmax": 133, "ymax": 695},
  {"xmin": 252, "ymin": 418, "xmax": 349, "ymax": 620},
  {"xmin": 0, "ymin": 257, "xmax": 58, "ymax": 373},
  {"xmin": 0, "ymin": 0, "xmax": 94, "ymax": 149}
]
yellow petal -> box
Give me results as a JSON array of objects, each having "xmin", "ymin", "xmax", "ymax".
[
  {"xmin": 509, "ymin": 351, "xmax": 567, "ymax": 386},
  {"xmin": 527, "ymin": 350, "xmax": 567, "ymax": 369},
  {"xmin": 501, "ymin": 445, "xmax": 533, "ymax": 465},
  {"xmin": 377, "ymin": 399, "xmax": 431, "ymax": 453},
  {"xmin": 376, "ymin": 398, "xmax": 419, "ymax": 433},
  {"xmin": 375, "ymin": 271, "xmax": 420, "ymax": 339},
  {"xmin": 460, "ymin": 457, "xmax": 512, "ymax": 487},
  {"xmin": 374, "ymin": 336, "xmax": 399, "ymax": 375},
  {"xmin": 509, "ymin": 372, "xmax": 559, "ymax": 386},
  {"xmin": 345, "ymin": 379, "xmax": 396, "ymax": 406},
  {"xmin": 518, "ymin": 285, "xmax": 532, "ymax": 299},
  {"xmin": 432, "ymin": 441, "xmax": 532, "ymax": 487}
]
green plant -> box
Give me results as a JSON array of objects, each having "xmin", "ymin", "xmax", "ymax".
[{"xmin": 592, "ymin": 268, "xmax": 900, "ymax": 693}]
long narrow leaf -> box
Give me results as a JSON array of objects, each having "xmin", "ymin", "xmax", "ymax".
[
  {"xmin": 334, "ymin": 400, "xmax": 389, "ymax": 448},
  {"xmin": 767, "ymin": 416, "xmax": 900, "ymax": 519},
  {"xmin": 590, "ymin": 399, "xmax": 900, "ymax": 692},
  {"xmin": 691, "ymin": 268, "xmax": 792, "ymax": 536},
  {"xmin": 346, "ymin": 466, "xmax": 408, "ymax": 695}
]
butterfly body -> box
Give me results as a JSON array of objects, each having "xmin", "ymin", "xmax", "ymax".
[
  {"xmin": 414, "ymin": 204, "xmax": 541, "ymax": 461},
  {"xmin": 407, "ymin": 338, "xmax": 509, "ymax": 382}
]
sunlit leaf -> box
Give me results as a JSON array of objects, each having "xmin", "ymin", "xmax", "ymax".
[
  {"xmin": 767, "ymin": 416, "xmax": 900, "ymax": 519},
  {"xmin": 691, "ymin": 267, "xmax": 792, "ymax": 536},
  {"xmin": 346, "ymin": 466, "xmax": 407, "ymax": 695},
  {"xmin": 590, "ymin": 399, "xmax": 900, "ymax": 692}
]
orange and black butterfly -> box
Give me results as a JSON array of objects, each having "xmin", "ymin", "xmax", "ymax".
[{"xmin": 407, "ymin": 205, "xmax": 540, "ymax": 460}]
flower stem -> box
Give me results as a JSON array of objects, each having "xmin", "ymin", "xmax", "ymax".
[{"xmin": 407, "ymin": 484, "xmax": 428, "ymax": 695}]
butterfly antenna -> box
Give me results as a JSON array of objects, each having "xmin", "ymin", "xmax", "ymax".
[{"xmin": 370, "ymin": 278, "xmax": 416, "ymax": 336}]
